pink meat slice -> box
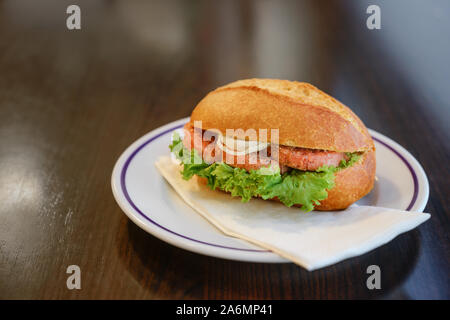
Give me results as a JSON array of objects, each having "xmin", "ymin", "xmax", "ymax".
[{"xmin": 182, "ymin": 123, "xmax": 346, "ymax": 172}]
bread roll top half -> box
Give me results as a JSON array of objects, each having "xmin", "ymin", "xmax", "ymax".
[{"xmin": 190, "ymin": 79, "xmax": 374, "ymax": 153}]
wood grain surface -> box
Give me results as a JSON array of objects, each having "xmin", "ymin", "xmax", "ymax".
[{"xmin": 0, "ymin": 0, "xmax": 448, "ymax": 299}]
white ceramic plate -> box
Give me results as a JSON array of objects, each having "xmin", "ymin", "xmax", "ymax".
[{"xmin": 111, "ymin": 117, "xmax": 429, "ymax": 263}]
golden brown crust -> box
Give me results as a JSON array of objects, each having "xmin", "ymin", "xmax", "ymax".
[
  {"xmin": 190, "ymin": 79, "xmax": 374, "ymax": 152},
  {"xmin": 195, "ymin": 149, "xmax": 376, "ymax": 211},
  {"xmin": 314, "ymin": 149, "xmax": 376, "ymax": 210}
]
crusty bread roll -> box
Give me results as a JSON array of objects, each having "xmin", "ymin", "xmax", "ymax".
[{"xmin": 189, "ymin": 79, "xmax": 376, "ymax": 211}]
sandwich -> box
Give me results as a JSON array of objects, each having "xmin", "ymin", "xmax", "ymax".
[{"xmin": 169, "ymin": 79, "xmax": 376, "ymax": 211}]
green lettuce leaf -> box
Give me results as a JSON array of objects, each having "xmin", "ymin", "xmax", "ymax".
[{"xmin": 169, "ymin": 133, "xmax": 360, "ymax": 212}]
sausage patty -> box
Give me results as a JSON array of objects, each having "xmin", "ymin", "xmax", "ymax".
[{"xmin": 182, "ymin": 123, "xmax": 346, "ymax": 172}]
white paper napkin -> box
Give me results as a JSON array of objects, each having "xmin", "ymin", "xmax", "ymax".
[{"xmin": 155, "ymin": 156, "xmax": 430, "ymax": 270}]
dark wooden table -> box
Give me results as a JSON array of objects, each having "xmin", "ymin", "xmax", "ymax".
[{"xmin": 0, "ymin": 0, "xmax": 448, "ymax": 299}]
